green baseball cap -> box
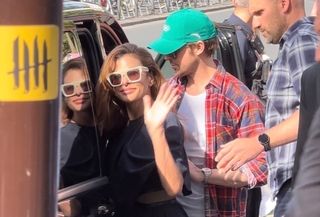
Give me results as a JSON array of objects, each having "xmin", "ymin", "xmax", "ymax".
[{"xmin": 148, "ymin": 8, "xmax": 217, "ymax": 55}]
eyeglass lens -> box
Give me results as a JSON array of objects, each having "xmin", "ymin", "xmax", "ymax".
[
  {"xmin": 109, "ymin": 69, "xmax": 141, "ymax": 86},
  {"xmin": 63, "ymin": 80, "xmax": 91, "ymax": 96}
]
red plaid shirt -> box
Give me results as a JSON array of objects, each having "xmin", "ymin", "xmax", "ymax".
[{"xmin": 170, "ymin": 61, "xmax": 268, "ymax": 217}]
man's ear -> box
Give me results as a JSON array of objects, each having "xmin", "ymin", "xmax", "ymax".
[
  {"xmin": 281, "ymin": 0, "xmax": 290, "ymax": 13},
  {"xmin": 194, "ymin": 41, "xmax": 205, "ymax": 56}
]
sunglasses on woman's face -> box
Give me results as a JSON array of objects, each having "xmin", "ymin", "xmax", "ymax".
[
  {"xmin": 61, "ymin": 80, "xmax": 92, "ymax": 97},
  {"xmin": 107, "ymin": 66, "xmax": 149, "ymax": 87}
]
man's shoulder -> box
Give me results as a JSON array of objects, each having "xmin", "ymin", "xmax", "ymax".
[
  {"xmin": 286, "ymin": 17, "xmax": 317, "ymax": 43},
  {"xmin": 222, "ymin": 71, "xmax": 249, "ymax": 89},
  {"xmin": 220, "ymin": 72, "xmax": 260, "ymax": 104},
  {"xmin": 293, "ymin": 16, "xmax": 315, "ymax": 31},
  {"xmin": 224, "ymin": 14, "xmax": 247, "ymax": 28}
]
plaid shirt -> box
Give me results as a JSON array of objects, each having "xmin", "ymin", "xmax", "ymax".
[
  {"xmin": 265, "ymin": 17, "xmax": 318, "ymax": 197},
  {"xmin": 170, "ymin": 61, "xmax": 268, "ymax": 217}
]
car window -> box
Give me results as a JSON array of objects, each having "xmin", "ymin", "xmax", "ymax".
[
  {"xmin": 58, "ymin": 24, "xmax": 110, "ymax": 217},
  {"xmin": 58, "ymin": 3, "xmax": 129, "ymax": 216},
  {"xmin": 63, "ymin": 31, "xmax": 82, "ymax": 58},
  {"xmin": 99, "ymin": 22, "xmax": 123, "ymax": 55},
  {"xmin": 58, "ymin": 10, "xmax": 126, "ymax": 187},
  {"xmin": 60, "ymin": 31, "xmax": 103, "ymax": 188}
]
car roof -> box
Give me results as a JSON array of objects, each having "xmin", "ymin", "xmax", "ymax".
[{"xmin": 63, "ymin": 0, "xmax": 112, "ymax": 21}]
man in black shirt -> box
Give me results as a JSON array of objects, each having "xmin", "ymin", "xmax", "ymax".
[{"xmin": 224, "ymin": 0, "xmax": 258, "ymax": 89}]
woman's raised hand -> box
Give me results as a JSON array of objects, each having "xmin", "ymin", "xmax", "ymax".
[{"xmin": 143, "ymin": 82, "xmax": 179, "ymax": 133}]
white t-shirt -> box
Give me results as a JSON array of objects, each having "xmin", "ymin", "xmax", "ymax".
[{"xmin": 176, "ymin": 92, "xmax": 206, "ymax": 217}]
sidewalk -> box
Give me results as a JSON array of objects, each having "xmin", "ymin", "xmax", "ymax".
[{"xmin": 119, "ymin": 1, "xmax": 233, "ymax": 26}]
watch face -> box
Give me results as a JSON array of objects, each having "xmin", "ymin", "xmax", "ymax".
[
  {"xmin": 258, "ymin": 133, "xmax": 271, "ymax": 151},
  {"xmin": 202, "ymin": 168, "xmax": 212, "ymax": 175},
  {"xmin": 259, "ymin": 134, "xmax": 269, "ymax": 143}
]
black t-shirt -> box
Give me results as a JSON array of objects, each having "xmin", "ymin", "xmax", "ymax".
[
  {"xmin": 293, "ymin": 63, "xmax": 320, "ymax": 184},
  {"xmin": 104, "ymin": 113, "xmax": 191, "ymax": 217},
  {"xmin": 60, "ymin": 122, "xmax": 101, "ymax": 187},
  {"xmin": 224, "ymin": 14, "xmax": 258, "ymax": 88}
]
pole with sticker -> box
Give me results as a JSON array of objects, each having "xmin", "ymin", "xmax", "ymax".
[{"xmin": 0, "ymin": 1, "xmax": 62, "ymax": 217}]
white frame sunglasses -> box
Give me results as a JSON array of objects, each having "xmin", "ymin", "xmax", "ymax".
[
  {"xmin": 61, "ymin": 79, "xmax": 92, "ymax": 97},
  {"xmin": 106, "ymin": 66, "xmax": 149, "ymax": 87}
]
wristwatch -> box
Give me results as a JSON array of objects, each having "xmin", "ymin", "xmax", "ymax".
[
  {"xmin": 258, "ymin": 133, "xmax": 271, "ymax": 151},
  {"xmin": 201, "ymin": 167, "xmax": 212, "ymax": 184}
]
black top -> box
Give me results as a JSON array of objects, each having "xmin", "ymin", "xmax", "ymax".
[
  {"xmin": 60, "ymin": 122, "xmax": 101, "ymax": 187},
  {"xmin": 286, "ymin": 107, "xmax": 320, "ymax": 217},
  {"xmin": 104, "ymin": 113, "xmax": 191, "ymax": 217},
  {"xmin": 292, "ymin": 63, "xmax": 320, "ymax": 183},
  {"xmin": 224, "ymin": 13, "xmax": 258, "ymax": 88}
]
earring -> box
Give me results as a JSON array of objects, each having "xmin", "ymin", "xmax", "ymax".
[{"xmin": 149, "ymin": 79, "xmax": 154, "ymax": 86}]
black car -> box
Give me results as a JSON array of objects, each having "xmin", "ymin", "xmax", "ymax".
[{"xmin": 58, "ymin": 1, "xmax": 247, "ymax": 216}]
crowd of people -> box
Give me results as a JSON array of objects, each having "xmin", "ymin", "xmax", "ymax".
[{"xmin": 58, "ymin": 0, "xmax": 320, "ymax": 216}]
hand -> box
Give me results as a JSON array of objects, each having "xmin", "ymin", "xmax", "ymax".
[
  {"xmin": 143, "ymin": 82, "xmax": 178, "ymax": 133},
  {"xmin": 188, "ymin": 160, "xmax": 204, "ymax": 183},
  {"xmin": 215, "ymin": 137, "xmax": 264, "ymax": 173},
  {"xmin": 58, "ymin": 198, "xmax": 81, "ymax": 217}
]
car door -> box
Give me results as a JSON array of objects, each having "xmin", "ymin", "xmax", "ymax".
[{"xmin": 58, "ymin": 2, "xmax": 128, "ymax": 217}]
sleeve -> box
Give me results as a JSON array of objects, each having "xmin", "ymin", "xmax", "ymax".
[
  {"xmin": 288, "ymin": 34, "xmax": 317, "ymax": 97},
  {"xmin": 237, "ymin": 97, "xmax": 268, "ymax": 187},
  {"xmin": 285, "ymin": 108, "xmax": 320, "ymax": 217},
  {"xmin": 165, "ymin": 112, "xmax": 192, "ymax": 196},
  {"xmin": 236, "ymin": 31, "xmax": 247, "ymax": 64},
  {"xmin": 60, "ymin": 126, "xmax": 75, "ymax": 169}
]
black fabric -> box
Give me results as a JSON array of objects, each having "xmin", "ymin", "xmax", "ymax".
[
  {"xmin": 274, "ymin": 179, "xmax": 292, "ymax": 217},
  {"xmin": 286, "ymin": 108, "xmax": 320, "ymax": 217},
  {"xmin": 245, "ymin": 188, "xmax": 261, "ymax": 217},
  {"xmin": 224, "ymin": 14, "xmax": 258, "ymax": 89},
  {"xmin": 135, "ymin": 200, "xmax": 188, "ymax": 217},
  {"xmin": 104, "ymin": 113, "xmax": 191, "ymax": 217},
  {"xmin": 292, "ymin": 63, "xmax": 320, "ymax": 185},
  {"xmin": 60, "ymin": 122, "xmax": 101, "ymax": 187}
]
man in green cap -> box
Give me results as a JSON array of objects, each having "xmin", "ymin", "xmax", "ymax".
[{"xmin": 149, "ymin": 8, "xmax": 268, "ymax": 217}]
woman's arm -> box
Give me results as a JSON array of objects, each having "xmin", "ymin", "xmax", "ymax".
[
  {"xmin": 143, "ymin": 83, "xmax": 183, "ymax": 196},
  {"xmin": 148, "ymin": 127, "xmax": 183, "ymax": 196}
]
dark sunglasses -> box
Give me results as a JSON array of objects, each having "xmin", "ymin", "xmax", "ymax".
[
  {"xmin": 166, "ymin": 44, "xmax": 191, "ymax": 59},
  {"xmin": 106, "ymin": 66, "xmax": 149, "ymax": 87},
  {"xmin": 61, "ymin": 80, "xmax": 92, "ymax": 97}
]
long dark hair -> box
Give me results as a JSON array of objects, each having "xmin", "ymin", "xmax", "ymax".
[{"xmin": 96, "ymin": 43, "xmax": 165, "ymax": 137}]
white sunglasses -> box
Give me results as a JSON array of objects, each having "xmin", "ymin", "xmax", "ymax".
[
  {"xmin": 106, "ymin": 66, "xmax": 149, "ymax": 87},
  {"xmin": 61, "ymin": 79, "xmax": 92, "ymax": 97}
]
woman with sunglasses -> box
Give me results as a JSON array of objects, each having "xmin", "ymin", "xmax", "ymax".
[
  {"xmin": 60, "ymin": 56, "xmax": 101, "ymax": 188},
  {"xmin": 96, "ymin": 43, "xmax": 191, "ymax": 217}
]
